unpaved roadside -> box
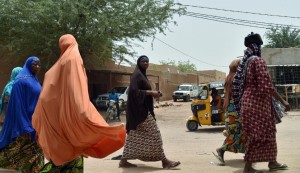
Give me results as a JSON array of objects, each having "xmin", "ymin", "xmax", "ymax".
[
  {"xmin": 1, "ymin": 101, "xmax": 299, "ymax": 173},
  {"xmin": 85, "ymin": 101, "xmax": 300, "ymax": 173}
]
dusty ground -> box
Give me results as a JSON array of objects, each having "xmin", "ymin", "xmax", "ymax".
[
  {"xmin": 1, "ymin": 101, "xmax": 300, "ymax": 173},
  {"xmin": 84, "ymin": 101, "xmax": 300, "ymax": 173}
]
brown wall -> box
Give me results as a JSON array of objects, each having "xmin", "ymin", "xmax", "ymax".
[
  {"xmin": 86, "ymin": 63, "xmax": 225, "ymax": 101},
  {"xmin": 1, "ymin": 58, "xmax": 225, "ymax": 101}
]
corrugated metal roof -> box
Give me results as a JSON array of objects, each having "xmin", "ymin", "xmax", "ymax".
[{"xmin": 267, "ymin": 64, "xmax": 300, "ymax": 67}]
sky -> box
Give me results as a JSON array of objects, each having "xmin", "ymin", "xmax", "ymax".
[{"xmin": 124, "ymin": 0, "xmax": 300, "ymax": 73}]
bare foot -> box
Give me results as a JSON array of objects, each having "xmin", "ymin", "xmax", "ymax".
[
  {"xmin": 119, "ymin": 159, "xmax": 137, "ymax": 168},
  {"xmin": 162, "ymin": 159, "xmax": 181, "ymax": 169}
]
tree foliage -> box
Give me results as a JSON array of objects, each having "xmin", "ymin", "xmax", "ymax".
[
  {"xmin": 264, "ymin": 26, "xmax": 300, "ymax": 48},
  {"xmin": 177, "ymin": 60, "xmax": 197, "ymax": 72},
  {"xmin": 159, "ymin": 59, "xmax": 197, "ymax": 72},
  {"xmin": 0, "ymin": 0, "xmax": 185, "ymax": 68},
  {"xmin": 159, "ymin": 58, "xmax": 176, "ymax": 66}
]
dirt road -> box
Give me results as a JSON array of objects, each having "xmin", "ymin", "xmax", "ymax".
[
  {"xmin": 1, "ymin": 101, "xmax": 299, "ymax": 173},
  {"xmin": 85, "ymin": 101, "xmax": 300, "ymax": 173}
]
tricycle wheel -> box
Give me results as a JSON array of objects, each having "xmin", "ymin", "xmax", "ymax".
[
  {"xmin": 105, "ymin": 108, "xmax": 112, "ymax": 123},
  {"xmin": 186, "ymin": 120, "xmax": 198, "ymax": 131}
]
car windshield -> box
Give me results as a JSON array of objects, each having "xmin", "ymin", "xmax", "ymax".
[
  {"xmin": 178, "ymin": 86, "xmax": 190, "ymax": 91},
  {"xmin": 197, "ymin": 86, "xmax": 208, "ymax": 100}
]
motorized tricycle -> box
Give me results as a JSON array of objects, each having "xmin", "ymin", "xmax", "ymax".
[{"xmin": 186, "ymin": 82, "xmax": 225, "ymax": 131}]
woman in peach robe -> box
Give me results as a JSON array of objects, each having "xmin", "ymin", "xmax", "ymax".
[{"xmin": 32, "ymin": 34, "xmax": 126, "ymax": 172}]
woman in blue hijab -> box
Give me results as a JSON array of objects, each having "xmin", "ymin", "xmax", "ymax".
[
  {"xmin": 0, "ymin": 67, "xmax": 22, "ymax": 125},
  {"xmin": 0, "ymin": 56, "xmax": 44, "ymax": 173}
]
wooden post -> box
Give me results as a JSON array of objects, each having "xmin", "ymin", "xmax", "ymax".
[{"xmin": 285, "ymin": 86, "xmax": 288, "ymax": 102}]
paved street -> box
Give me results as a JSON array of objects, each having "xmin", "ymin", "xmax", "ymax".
[{"xmin": 1, "ymin": 101, "xmax": 299, "ymax": 173}]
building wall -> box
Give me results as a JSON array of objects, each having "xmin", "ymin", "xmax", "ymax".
[
  {"xmin": 262, "ymin": 48, "xmax": 300, "ymax": 65},
  {"xmin": 87, "ymin": 63, "xmax": 225, "ymax": 101},
  {"xmin": 262, "ymin": 48, "xmax": 300, "ymax": 110},
  {"xmin": 1, "ymin": 57, "xmax": 225, "ymax": 102},
  {"xmin": 198, "ymin": 70, "xmax": 226, "ymax": 83}
]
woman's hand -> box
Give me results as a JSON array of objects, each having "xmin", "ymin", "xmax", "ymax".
[
  {"xmin": 282, "ymin": 100, "xmax": 291, "ymax": 112},
  {"xmin": 223, "ymin": 99, "xmax": 229, "ymax": 110},
  {"xmin": 152, "ymin": 91, "xmax": 163, "ymax": 98}
]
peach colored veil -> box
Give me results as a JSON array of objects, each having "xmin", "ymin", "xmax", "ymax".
[{"xmin": 32, "ymin": 34, "xmax": 126, "ymax": 166}]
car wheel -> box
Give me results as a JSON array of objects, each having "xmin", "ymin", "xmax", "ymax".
[
  {"xmin": 173, "ymin": 98, "xmax": 177, "ymax": 102},
  {"xmin": 184, "ymin": 95, "xmax": 190, "ymax": 102},
  {"xmin": 95, "ymin": 100, "xmax": 100, "ymax": 107},
  {"xmin": 186, "ymin": 120, "xmax": 198, "ymax": 131}
]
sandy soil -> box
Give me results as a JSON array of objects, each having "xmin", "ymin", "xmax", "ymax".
[
  {"xmin": 85, "ymin": 101, "xmax": 300, "ymax": 173},
  {"xmin": 1, "ymin": 100, "xmax": 299, "ymax": 173}
]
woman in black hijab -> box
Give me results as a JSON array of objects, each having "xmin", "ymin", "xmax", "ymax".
[{"xmin": 119, "ymin": 55, "xmax": 180, "ymax": 169}]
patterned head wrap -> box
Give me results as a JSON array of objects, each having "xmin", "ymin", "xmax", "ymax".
[{"xmin": 232, "ymin": 43, "xmax": 261, "ymax": 114}]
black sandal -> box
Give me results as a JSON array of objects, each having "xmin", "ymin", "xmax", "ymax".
[{"xmin": 162, "ymin": 160, "xmax": 181, "ymax": 169}]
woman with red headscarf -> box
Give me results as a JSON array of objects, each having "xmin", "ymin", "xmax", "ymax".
[{"xmin": 32, "ymin": 34, "xmax": 126, "ymax": 172}]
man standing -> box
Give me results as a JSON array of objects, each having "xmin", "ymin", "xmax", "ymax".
[{"xmin": 108, "ymin": 88, "xmax": 120, "ymax": 121}]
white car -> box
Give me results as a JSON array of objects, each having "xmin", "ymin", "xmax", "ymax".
[
  {"xmin": 172, "ymin": 84, "xmax": 199, "ymax": 102},
  {"xmin": 118, "ymin": 87, "xmax": 128, "ymax": 102}
]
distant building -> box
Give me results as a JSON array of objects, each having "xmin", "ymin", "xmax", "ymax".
[{"xmin": 262, "ymin": 48, "xmax": 300, "ymax": 110}]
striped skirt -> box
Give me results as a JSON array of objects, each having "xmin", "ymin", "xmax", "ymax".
[{"xmin": 122, "ymin": 115, "xmax": 166, "ymax": 161}]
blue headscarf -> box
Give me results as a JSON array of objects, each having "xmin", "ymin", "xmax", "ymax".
[
  {"xmin": 0, "ymin": 56, "xmax": 41, "ymax": 149},
  {"xmin": 0, "ymin": 67, "xmax": 22, "ymax": 115}
]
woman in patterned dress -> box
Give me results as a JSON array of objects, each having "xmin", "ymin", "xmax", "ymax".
[
  {"xmin": 0, "ymin": 56, "xmax": 44, "ymax": 173},
  {"xmin": 119, "ymin": 55, "xmax": 180, "ymax": 169},
  {"xmin": 232, "ymin": 32, "xmax": 290, "ymax": 173},
  {"xmin": 214, "ymin": 58, "xmax": 247, "ymax": 164},
  {"xmin": 0, "ymin": 67, "xmax": 22, "ymax": 125}
]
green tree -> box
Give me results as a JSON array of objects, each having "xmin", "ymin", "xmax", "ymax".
[
  {"xmin": 159, "ymin": 58, "xmax": 176, "ymax": 66},
  {"xmin": 177, "ymin": 60, "xmax": 197, "ymax": 72},
  {"xmin": 159, "ymin": 59, "xmax": 197, "ymax": 72},
  {"xmin": 264, "ymin": 26, "xmax": 300, "ymax": 48},
  {"xmin": 0, "ymin": 0, "xmax": 185, "ymax": 68}
]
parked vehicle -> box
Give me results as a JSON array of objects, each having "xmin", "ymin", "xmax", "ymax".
[
  {"xmin": 94, "ymin": 93, "xmax": 109, "ymax": 109},
  {"xmin": 186, "ymin": 82, "xmax": 225, "ymax": 131},
  {"xmin": 172, "ymin": 84, "xmax": 199, "ymax": 102},
  {"xmin": 94, "ymin": 86, "xmax": 128, "ymax": 109},
  {"xmin": 105, "ymin": 100, "xmax": 119, "ymax": 122},
  {"xmin": 118, "ymin": 86, "xmax": 128, "ymax": 102}
]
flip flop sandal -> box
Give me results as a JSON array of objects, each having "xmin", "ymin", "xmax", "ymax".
[
  {"xmin": 212, "ymin": 152, "xmax": 225, "ymax": 165},
  {"xmin": 269, "ymin": 163, "xmax": 288, "ymax": 171}
]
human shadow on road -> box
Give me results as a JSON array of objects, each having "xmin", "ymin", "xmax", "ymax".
[
  {"xmin": 120, "ymin": 164, "xmax": 181, "ymax": 173},
  {"xmin": 226, "ymin": 160, "xmax": 271, "ymax": 173},
  {"xmin": 223, "ymin": 159, "xmax": 244, "ymax": 169},
  {"xmin": 187, "ymin": 126, "xmax": 224, "ymax": 134}
]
